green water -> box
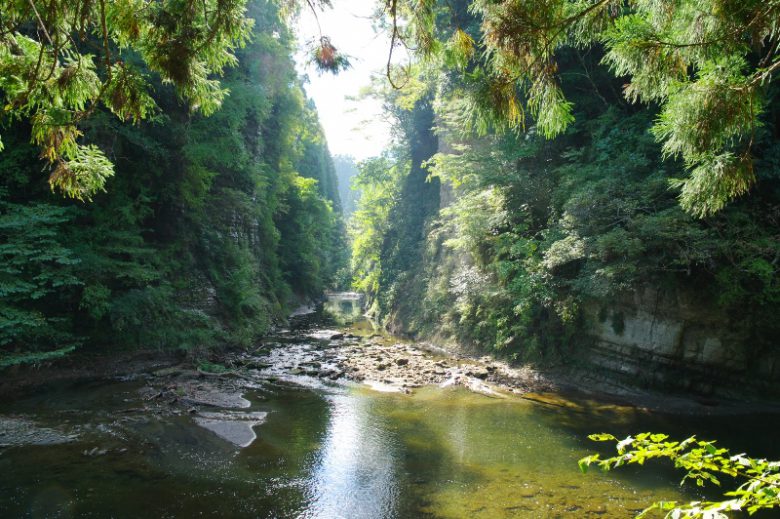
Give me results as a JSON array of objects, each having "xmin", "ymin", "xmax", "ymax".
[{"xmin": 1, "ymin": 298, "xmax": 779, "ymax": 518}]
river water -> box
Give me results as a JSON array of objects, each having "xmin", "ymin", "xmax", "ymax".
[{"xmin": 1, "ymin": 294, "xmax": 778, "ymax": 518}]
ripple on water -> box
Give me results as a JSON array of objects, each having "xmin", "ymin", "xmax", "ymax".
[
  {"xmin": 0, "ymin": 416, "xmax": 77, "ymax": 447},
  {"xmin": 1, "ymin": 295, "xmax": 778, "ymax": 517}
]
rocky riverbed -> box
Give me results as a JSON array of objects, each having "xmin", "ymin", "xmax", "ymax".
[
  {"xmin": 3, "ymin": 296, "xmax": 775, "ymax": 454},
  {"xmin": 3, "ymin": 296, "xmax": 780, "ymax": 518},
  {"xmin": 82, "ymin": 310, "xmax": 569, "ymax": 451},
  {"xmin": 235, "ymin": 327, "xmax": 554, "ymax": 398},
  {"xmin": 0, "ymin": 315, "xmax": 561, "ymax": 453},
  {"xmin": 122, "ymin": 325, "xmax": 558, "ymax": 447}
]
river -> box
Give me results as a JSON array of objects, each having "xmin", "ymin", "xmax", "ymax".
[{"xmin": 1, "ymin": 293, "xmax": 778, "ymax": 518}]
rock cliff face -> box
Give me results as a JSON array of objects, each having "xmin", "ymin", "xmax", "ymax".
[
  {"xmin": 380, "ymin": 119, "xmax": 780, "ymax": 399},
  {"xmin": 583, "ymin": 286, "xmax": 780, "ymax": 397}
]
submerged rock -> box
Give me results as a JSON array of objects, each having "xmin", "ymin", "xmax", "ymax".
[
  {"xmin": 83, "ymin": 446, "xmax": 109, "ymax": 457},
  {"xmin": 193, "ymin": 411, "xmax": 268, "ymax": 447},
  {"xmin": 181, "ymin": 385, "xmax": 251, "ymax": 409},
  {"xmin": 0, "ymin": 416, "xmax": 76, "ymax": 447}
]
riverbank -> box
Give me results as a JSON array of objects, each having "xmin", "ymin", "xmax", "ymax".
[
  {"xmin": 3, "ymin": 294, "xmax": 780, "ymax": 518},
  {"xmin": 0, "ymin": 349, "xmax": 184, "ymax": 399},
  {"xmin": 2, "ymin": 309, "xmax": 778, "ymax": 417},
  {"xmin": 3, "ymin": 290, "xmax": 780, "ymax": 421},
  {"xmin": 244, "ymin": 319, "xmax": 780, "ymax": 415}
]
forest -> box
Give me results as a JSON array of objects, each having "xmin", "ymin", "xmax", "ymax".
[
  {"xmin": 349, "ymin": 0, "xmax": 780, "ymax": 394},
  {"xmin": 1, "ymin": 0, "xmax": 347, "ymax": 368},
  {"xmin": 1, "ymin": 1, "xmax": 780, "ymax": 518}
]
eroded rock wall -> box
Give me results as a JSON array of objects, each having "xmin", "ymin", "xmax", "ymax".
[{"xmin": 584, "ymin": 286, "xmax": 780, "ymax": 396}]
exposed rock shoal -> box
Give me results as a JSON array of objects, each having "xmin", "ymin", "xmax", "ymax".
[{"xmin": 239, "ymin": 332, "xmax": 554, "ymax": 397}]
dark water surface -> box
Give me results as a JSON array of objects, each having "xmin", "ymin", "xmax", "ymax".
[{"xmin": 1, "ymin": 295, "xmax": 778, "ymax": 518}]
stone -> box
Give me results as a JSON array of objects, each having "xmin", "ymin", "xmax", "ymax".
[
  {"xmin": 0, "ymin": 416, "xmax": 75, "ymax": 447},
  {"xmin": 181, "ymin": 386, "xmax": 251, "ymax": 409},
  {"xmin": 83, "ymin": 447, "xmax": 109, "ymax": 457},
  {"xmin": 193, "ymin": 411, "xmax": 267, "ymax": 448},
  {"xmin": 395, "ymin": 358, "xmax": 409, "ymax": 366},
  {"xmin": 469, "ymin": 369, "xmax": 489, "ymax": 380}
]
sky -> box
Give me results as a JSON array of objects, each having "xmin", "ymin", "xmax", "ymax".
[{"xmin": 294, "ymin": 1, "xmax": 397, "ymax": 161}]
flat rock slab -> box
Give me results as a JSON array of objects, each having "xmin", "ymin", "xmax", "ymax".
[
  {"xmin": 0, "ymin": 416, "xmax": 75, "ymax": 447},
  {"xmin": 193, "ymin": 411, "xmax": 267, "ymax": 447},
  {"xmin": 181, "ymin": 384, "xmax": 251, "ymax": 409}
]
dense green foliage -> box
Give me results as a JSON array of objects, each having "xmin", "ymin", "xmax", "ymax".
[
  {"xmin": 377, "ymin": 0, "xmax": 780, "ymax": 217},
  {"xmin": 2, "ymin": 1, "xmax": 779, "ymax": 514},
  {"xmin": 0, "ymin": 0, "xmax": 253, "ymax": 198},
  {"xmin": 350, "ymin": 96, "xmax": 441, "ymax": 324},
  {"xmin": 351, "ymin": 5, "xmax": 780, "ymax": 370},
  {"xmin": 419, "ymin": 101, "xmax": 780, "ymax": 362},
  {"xmin": 351, "ymin": 153, "xmax": 405, "ymax": 300},
  {"xmin": 0, "ymin": 0, "xmax": 346, "ymax": 366},
  {"xmin": 580, "ymin": 433, "xmax": 780, "ymax": 518},
  {"xmin": 5, "ymin": 0, "xmax": 777, "ymax": 373}
]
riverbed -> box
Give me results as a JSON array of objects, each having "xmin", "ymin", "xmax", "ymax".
[{"xmin": 1, "ymin": 294, "xmax": 778, "ymax": 518}]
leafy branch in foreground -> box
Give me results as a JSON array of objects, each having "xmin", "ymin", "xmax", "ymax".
[
  {"xmin": 0, "ymin": 0, "xmax": 252, "ymax": 199},
  {"xmin": 579, "ymin": 433, "xmax": 780, "ymax": 518},
  {"xmin": 387, "ymin": 0, "xmax": 780, "ymax": 217}
]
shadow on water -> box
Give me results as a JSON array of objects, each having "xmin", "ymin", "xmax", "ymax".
[{"xmin": 1, "ymin": 293, "xmax": 779, "ymax": 518}]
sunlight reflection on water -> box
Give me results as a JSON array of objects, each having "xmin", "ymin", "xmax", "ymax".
[
  {"xmin": 1, "ymin": 295, "xmax": 779, "ymax": 518},
  {"xmin": 302, "ymin": 393, "xmax": 399, "ymax": 519}
]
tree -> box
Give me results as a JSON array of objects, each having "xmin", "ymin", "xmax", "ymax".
[
  {"xmin": 5, "ymin": 0, "xmax": 780, "ymax": 216},
  {"xmin": 368, "ymin": 0, "xmax": 780, "ymax": 217},
  {"xmin": 0, "ymin": 0, "xmax": 349, "ymax": 366},
  {"xmin": 0, "ymin": 0, "xmax": 252, "ymax": 199},
  {"xmin": 0, "ymin": 197, "xmax": 81, "ymax": 364}
]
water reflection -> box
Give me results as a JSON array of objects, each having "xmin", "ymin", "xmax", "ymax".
[
  {"xmin": 2, "ymin": 292, "xmax": 779, "ymax": 518},
  {"xmin": 303, "ymin": 392, "xmax": 399, "ymax": 519},
  {"xmin": 3, "ymin": 372, "xmax": 778, "ymax": 518}
]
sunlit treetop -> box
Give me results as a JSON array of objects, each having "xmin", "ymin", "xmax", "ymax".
[
  {"xmin": 0, "ymin": 0, "xmax": 252, "ymax": 200},
  {"xmin": 378, "ymin": 0, "xmax": 780, "ymax": 217}
]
